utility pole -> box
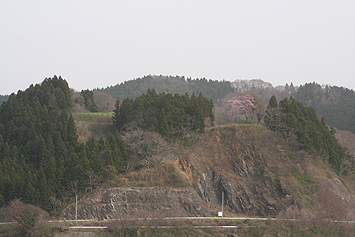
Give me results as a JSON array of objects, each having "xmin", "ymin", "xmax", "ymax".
[
  {"xmin": 75, "ymin": 195, "xmax": 78, "ymax": 225},
  {"xmin": 222, "ymin": 191, "xmax": 224, "ymax": 219}
]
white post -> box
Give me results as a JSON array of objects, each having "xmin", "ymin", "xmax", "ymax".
[{"xmin": 75, "ymin": 195, "xmax": 78, "ymax": 224}]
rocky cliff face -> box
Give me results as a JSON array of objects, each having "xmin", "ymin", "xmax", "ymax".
[
  {"xmin": 177, "ymin": 125, "xmax": 296, "ymax": 216},
  {"xmin": 62, "ymin": 187, "xmax": 209, "ymax": 220},
  {"xmin": 178, "ymin": 159, "xmax": 292, "ymax": 217}
]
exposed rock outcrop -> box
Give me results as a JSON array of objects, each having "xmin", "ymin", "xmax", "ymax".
[
  {"xmin": 62, "ymin": 187, "xmax": 209, "ymax": 220},
  {"xmin": 179, "ymin": 159, "xmax": 292, "ymax": 216},
  {"xmin": 177, "ymin": 125, "xmax": 296, "ymax": 216}
]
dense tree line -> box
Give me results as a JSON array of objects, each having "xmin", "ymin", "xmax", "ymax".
[
  {"xmin": 294, "ymin": 82, "xmax": 355, "ymax": 134},
  {"xmin": 0, "ymin": 76, "xmax": 129, "ymax": 212},
  {"xmin": 97, "ymin": 75, "xmax": 234, "ymax": 103},
  {"xmin": 113, "ymin": 89, "xmax": 214, "ymax": 137},
  {"xmin": 264, "ymin": 95, "xmax": 351, "ymax": 172}
]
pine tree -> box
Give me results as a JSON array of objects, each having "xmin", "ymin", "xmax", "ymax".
[{"xmin": 267, "ymin": 95, "xmax": 278, "ymax": 109}]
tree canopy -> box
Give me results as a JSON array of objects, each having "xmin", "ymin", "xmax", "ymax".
[
  {"xmin": 294, "ymin": 82, "xmax": 355, "ymax": 134},
  {"xmin": 264, "ymin": 95, "xmax": 351, "ymax": 172},
  {"xmin": 0, "ymin": 76, "xmax": 130, "ymax": 212},
  {"xmin": 113, "ymin": 89, "xmax": 214, "ymax": 137},
  {"xmin": 97, "ymin": 75, "xmax": 234, "ymax": 103}
]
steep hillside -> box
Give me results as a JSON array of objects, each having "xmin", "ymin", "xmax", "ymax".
[
  {"xmin": 335, "ymin": 128, "xmax": 355, "ymax": 159},
  {"xmin": 177, "ymin": 124, "xmax": 355, "ymax": 219},
  {"xmin": 63, "ymin": 124, "xmax": 355, "ymax": 223}
]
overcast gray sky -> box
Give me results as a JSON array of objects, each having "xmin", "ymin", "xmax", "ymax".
[{"xmin": 1, "ymin": 0, "xmax": 354, "ymax": 95}]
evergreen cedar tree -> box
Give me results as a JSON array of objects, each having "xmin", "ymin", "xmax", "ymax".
[
  {"xmin": 113, "ymin": 89, "xmax": 214, "ymax": 137},
  {"xmin": 0, "ymin": 76, "xmax": 129, "ymax": 212},
  {"xmin": 264, "ymin": 95, "xmax": 350, "ymax": 172},
  {"xmin": 80, "ymin": 89, "xmax": 99, "ymax": 112}
]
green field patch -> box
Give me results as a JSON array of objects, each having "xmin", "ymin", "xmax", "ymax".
[
  {"xmin": 73, "ymin": 112, "xmax": 114, "ymax": 117},
  {"xmin": 76, "ymin": 121, "xmax": 113, "ymax": 125},
  {"xmin": 73, "ymin": 112, "xmax": 113, "ymax": 124}
]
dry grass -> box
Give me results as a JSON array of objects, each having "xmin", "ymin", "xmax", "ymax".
[
  {"xmin": 74, "ymin": 112, "xmax": 114, "ymax": 142},
  {"xmin": 105, "ymin": 163, "xmax": 188, "ymax": 188}
]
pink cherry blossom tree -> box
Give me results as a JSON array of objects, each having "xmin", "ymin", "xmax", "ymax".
[{"xmin": 228, "ymin": 94, "xmax": 256, "ymax": 122}]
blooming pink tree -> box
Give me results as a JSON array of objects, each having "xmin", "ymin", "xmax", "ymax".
[{"xmin": 228, "ymin": 94, "xmax": 256, "ymax": 122}]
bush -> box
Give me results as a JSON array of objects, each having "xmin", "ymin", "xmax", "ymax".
[{"xmin": 0, "ymin": 199, "xmax": 50, "ymax": 236}]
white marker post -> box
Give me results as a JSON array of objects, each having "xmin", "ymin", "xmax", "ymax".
[{"xmin": 218, "ymin": 192, "xmax": 224, "ymax": 218}]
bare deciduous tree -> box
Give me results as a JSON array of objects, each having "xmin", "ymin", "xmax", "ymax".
[
  {"xmin": 121, "ymin": 122, "xmax": 174, "ymax": 169},
  {"xmin": 339, "ymin": 156, "xmax": 354, "ymax": 176},
  {"xmin": 69, "ymin": 180, "xmax": 78, "ymax": 197},
  {"xmin": 104, "ymin": 165, "xmax": 118, "ymax": 180},
  {"xmin": 85, "ymin": 171, "xmax": 101, "ymax": 193},
  {"xmin": 264, "ymin": 107, "xmax": 288, "ymax": 133},
  {"xmin": 49, "ymin": 195, "xmax": 62, "ymax": 212}
]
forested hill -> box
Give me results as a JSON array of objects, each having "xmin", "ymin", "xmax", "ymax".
[
  {"xmin": 0, "ymin": 76, "xmax": 130, "ymax": 213},
  {"xmin": 231, "ymin": 80, "xmax": 355, "ymax": 134},
  {"xmin": 96, "ymin": 75, "xmax": 234, "ymax": 103},
  {"xmin": 294, "ymin": 82, "xmax": 355, "ymax": 134}
]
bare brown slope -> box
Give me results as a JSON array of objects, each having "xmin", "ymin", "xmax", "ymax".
[
  {"xmin": 178, "ymin": 124, "xmax": 298, "ymax": 216},
  {"xmin": 62, "ymin": 124, "xmax": 355, "ymax": 221},
  {"xmin": 177, "ymin": 124, "xmax": 355, "ymax": 219}
]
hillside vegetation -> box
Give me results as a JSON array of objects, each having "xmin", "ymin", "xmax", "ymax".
[
  {"xmin": 294, "ymin": 82, "xmax": 355, "ymax": 134},
  {"xmin": 265, "ymin": 95, "xmax": 350, "ymax": 172},
  {"xmin": 0, "ymin": 77, "xmax": 218, "ymax": 212},
  {"xmin": 230, "ymin": 79, "xmax": 355, "ymax": 134},
  {"xmin": 0, "ymin": 76, "xmax": 130, "ymax": 213},
  {"xmin": 113, "ymin": 89, "xmax": 214, "ymax": 136},
  {"xmin": 96, "ymin": 74, "xmax": 234, "ymax": 103},
  {"xmin": 1, "ymin": 75, "xmax": 355, "ymax": 236}
]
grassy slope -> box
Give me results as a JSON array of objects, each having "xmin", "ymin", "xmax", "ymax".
[{"xmin": 72, "ymin": 112, "xmax": 114, "ymax": 143}]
